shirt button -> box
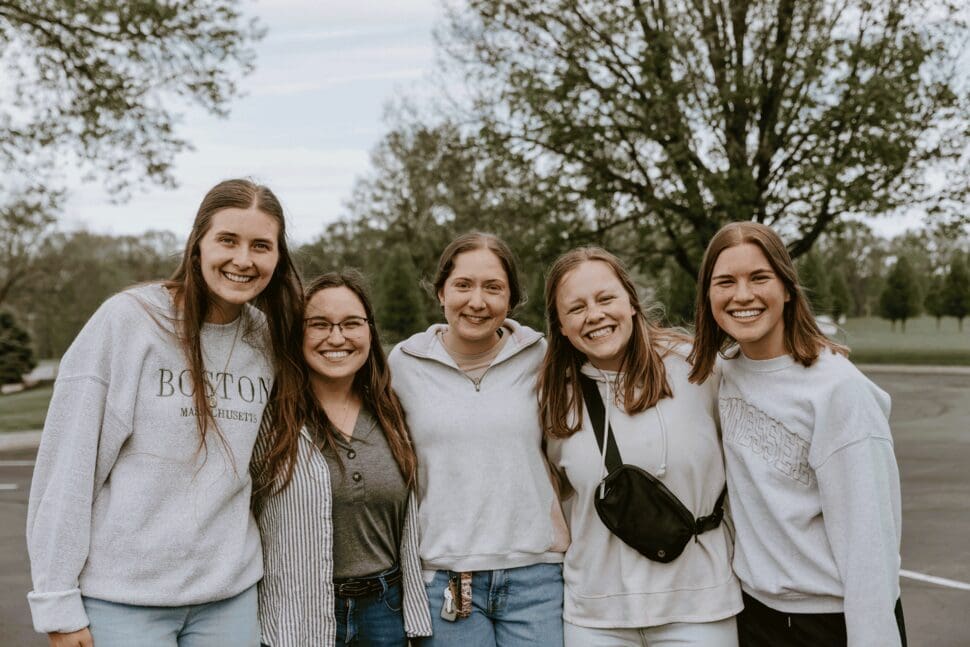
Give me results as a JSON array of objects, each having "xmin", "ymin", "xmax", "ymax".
[
  {"xmin": 352, "ymin": 472, "xmax": 362, "ymax": 482},
  {"xmin": 347, "ymin": 450, "xmax": 356, "ymax": 459}
]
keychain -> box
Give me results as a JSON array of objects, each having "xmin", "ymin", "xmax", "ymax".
[{"xmin": 440, "ymin": 584, "xmax": 457, "ymax": 621}]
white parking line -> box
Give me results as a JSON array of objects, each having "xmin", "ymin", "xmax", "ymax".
[
  {"xmin": 0, "ymin": 484, "xmax": 17, "ymax": 491},
  {"xmin": 0, "ymin": 460, "xmax": 34, "ymax": 467},
  {"xmin": 901, "ymin": 569, "xmax": 970, "ymax": 591}
]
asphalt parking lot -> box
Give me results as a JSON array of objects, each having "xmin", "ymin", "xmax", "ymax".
[{"xmin": 1, "ymin": 368, "xmax": 968, "ymax": 646}]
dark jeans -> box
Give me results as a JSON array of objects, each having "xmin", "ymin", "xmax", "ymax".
[
  {"xmin": 737, "ymin": 592, "xmax": 907, "ymax": 647},
  {"xmin": 335, "ymin": 576, "xmax": 407, "ymax": 646}
]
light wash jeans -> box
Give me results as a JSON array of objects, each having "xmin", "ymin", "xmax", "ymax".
[
  {"xmin": 419, "ymin": 562, "xmax": 564, "ymax": 647},
  {"xmin": 82, "ymin": 584, "xmax": 259, "ymax": 647},
  {"xmin": 564, "ymin": 616, "xmax": 738, "ymax": 647}
]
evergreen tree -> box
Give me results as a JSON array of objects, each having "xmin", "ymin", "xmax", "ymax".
[
  {"xmin": 878, "ymin": 257, "xmax": 921, "ymax": 332},
  {"xmin": 942, "ymin": 254, "xmax": 970, "ymax": 332},
  {"xmin": 0, "ymin": 311, "xmax": 36, "ymax": 385},
  {"xmin": 828, "ymin": 270, "xmax": 854, "ymax": 324},
  {"xmin": 657, "ymin": 263, "xmax": 697, "ymax": 327},
  {"xmin": 374, "ymin": 246, "xmax": 429, "ymax": 344},
  {"xmin": 924, "ymin": 275, "xmax": 946, "ymax": 330},
  {"xmin": 798, "ymin": 252, "xmax": 831, "ymax": 316}
]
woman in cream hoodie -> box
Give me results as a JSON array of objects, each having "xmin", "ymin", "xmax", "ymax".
[{"xmin": 539, "ymin": 247, "xmax": 741, "ymax": 646}]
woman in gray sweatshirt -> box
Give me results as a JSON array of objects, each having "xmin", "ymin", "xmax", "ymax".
[
  {"xmin": 688, "ymin": 222, "xmax": 905, "ymax": 647},
  {"xmin": 388, "ymin": 232, "xmax": 568, "ymax": 647},
  {"xmin": 26, "ymin": 179, "xmax": 304, "ymax": 647}
]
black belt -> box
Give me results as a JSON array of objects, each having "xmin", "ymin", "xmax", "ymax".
[{"xmin": 333, "ymin": 567, "xmax": 402, "ymax": 598}]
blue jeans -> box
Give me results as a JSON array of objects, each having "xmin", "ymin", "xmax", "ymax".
[
  {"xmin": 419, "ymin": 562, "xmax": 564, "ymax": 647},
  {"xmin": 334, "ymin": 578, "xmax": 407, "ymax": 646},
  {"xmin": 83, "ymin": 584, "xmax": 259, "ymax": 647}
]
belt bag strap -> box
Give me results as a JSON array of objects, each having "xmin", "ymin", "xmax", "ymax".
[{"xmin": 578, "ymin": 373, "xmax": 727, "ymax": 536}]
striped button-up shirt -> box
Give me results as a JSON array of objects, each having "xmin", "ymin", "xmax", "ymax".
[{"xmin": 254, "ymin": 424, "xmax": 432, "ymax": 647}]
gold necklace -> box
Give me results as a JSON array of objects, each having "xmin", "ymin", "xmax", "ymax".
[{"xmin": 206, "ymin": 315, "xmax": 242, "ymax": 409}]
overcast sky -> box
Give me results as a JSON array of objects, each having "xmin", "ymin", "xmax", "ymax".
[
  {"xmin": 57, "ymin": 0, "xmax": 924, "ymax": 244},
  {"xmin": 59, "ymin": 0, "xmax": 441, "ymax": 244}
]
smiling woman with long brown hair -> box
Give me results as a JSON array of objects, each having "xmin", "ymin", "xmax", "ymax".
[
  {"xmin": 251, "ymin": 270, "xmax": 431, "ymax": 647},
  {"xmin": 26, "ymin": 179, "xmax": 304, "ymax": 647},
  {"xmin": 688, "ymin": 221, "xmax": 905, "ymax": 647}
]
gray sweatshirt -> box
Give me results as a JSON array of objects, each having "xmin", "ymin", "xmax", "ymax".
[
  {"xmin": 27, "ymin": 285, "xmax": 272, "ymax": 634},
  {"xmin": 388, "ymin": 321, "xmax": 566, "ymax": 572},
  {"xmin": 546, "ymin": 352, "xmax": 742, "ymax": 628},
  {"xmin": 719, "ymin": 350, "xmax": 902, "ymax": 647}
]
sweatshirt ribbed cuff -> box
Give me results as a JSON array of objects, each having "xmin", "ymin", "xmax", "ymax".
[{"xmin": 28, "ymin": 588, "xmax": 88, "ymax": 634}]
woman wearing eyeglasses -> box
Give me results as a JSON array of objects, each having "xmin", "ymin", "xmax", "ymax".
[{"xmin": 251, "ymin": 271, "xmax": 432, "ymax": 647}]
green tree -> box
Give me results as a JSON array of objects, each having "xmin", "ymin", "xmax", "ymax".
[
  {"xmin": 0, "ymin": 311, "xmax": 36, "ymax": 385},
  {"xmin": 445, "ymin": 0, "xmax": 969, "ymax": 275},
  {"xmin": 374, "ymin": 246, "xmax": 429, "ymax": 343},
  {"xmin": 0, "ymin": 188, "xmax": 60, "ymax": 306},
  {"xmin": 815, "ymin": 222, "xmax": 889, "ymax": 317},
  {"xmin": 942, "ymin": 254, "xmax": 970, "ymax": 331},
  {"xmin": 828, "ymin": 270, "xmax": 853, "ymax": 324},
  {"xmin": 299, "ymin": 118, "xmax": 589, "ymax": 327},
  {"xmin": 10, "ymin": 230, "xmax": 179, "ymax": 357},
  {"xmin": 798, "ymin": 252, "xmax": 830, "ymax": 316},
  {"xmin": 878, "ymin": 257, "xmax": 922, "ymax": 332},
  {"xmin": 655, "ymin": 262, "xmax": 696, "ymax": 327},
  {"xmin": 0, "ymin": 1, "xmax": 262, "ymax": 198},
  {"xmin": 924, "ymin": 274, "xmax": 946, "ymax": 330}
]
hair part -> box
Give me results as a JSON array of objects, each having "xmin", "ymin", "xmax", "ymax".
[
  {"xmin": 165, "ymin": 178, "xmax": 304, "ymax": 476},
  {"xmin": 538, "ymin": 247, "xmax": 690, "ymax": 439},
  {"xmin": 431, "ymin": 231, "xmax": 523, "ymax": 313},
  {"xmin": 687, "ymin": 221, "xmax": 848, "ymax": 384}
]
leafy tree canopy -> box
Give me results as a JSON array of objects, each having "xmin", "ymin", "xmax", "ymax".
[
  {"xmin": 444, "ymin": 0, "xmax": 970, "ymax": 275},
  {"xmin": 0, "ymin": 0, "xmax": 262, "ymax": 198}
]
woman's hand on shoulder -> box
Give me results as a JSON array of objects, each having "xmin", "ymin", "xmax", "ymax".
[{"xmin": 48, "ymin": 628, "xmax": 93, "ymax": 647}]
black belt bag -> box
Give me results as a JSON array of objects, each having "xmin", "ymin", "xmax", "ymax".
[{"xmin": 579, "ymin": 374, "xmax": 727, "ymax": 563}]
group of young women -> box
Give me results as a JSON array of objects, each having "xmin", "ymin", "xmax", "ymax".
[{"xmin": 27, "ymin": 179, "xmax": 905, "ymax": 647}]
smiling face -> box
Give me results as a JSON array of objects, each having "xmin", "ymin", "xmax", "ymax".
[
  {"xmin": 709, "ymin": 242, "xmax": 790, "ymax": 359},
  {"xmin": 437, "ymin": 247, "xmax": 511, "ymax": 354},
  {"xmin": 197, "ymin": 206, "xmax": 280, "ymax": 322},
  {"xmin": 555, "ymin": 260, "xmax": 637, "ymax": 372},
  {"xmin": 303, "ymin": 286, "xmax": 371, "ymax": 387}
]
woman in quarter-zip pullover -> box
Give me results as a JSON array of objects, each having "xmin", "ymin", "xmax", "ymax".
[{"xmin": 388, "ymin": 232, "xmax": 568, "ymax": 647}]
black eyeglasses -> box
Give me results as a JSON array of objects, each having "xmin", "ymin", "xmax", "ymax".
[{"xmin": 304, "ymin": 316, "xmax": 370, "ymax": 338}]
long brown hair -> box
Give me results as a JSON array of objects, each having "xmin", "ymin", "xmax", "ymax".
[
  {"xmin": 165, "ymin": 178, "xmax": 304, "ymax": 464},
  {"xmin": 687, "ymin": 221, "xmax": 847, "ymax": 384},
  {"xmin": 254, "ymin": 270, "xmax": 417, "ymax": 498},
  {"xmin": 539, "ymin": 247, "xmax": 689, "ymax": 439}
]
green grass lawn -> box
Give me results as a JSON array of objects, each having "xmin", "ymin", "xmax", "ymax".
[
  {"xmin": 0, "ymin": 384, "xmax": 53, "ymax": 433},
  {"xmin": 834, "ymin": 315, "xmax": 970, "ymax": 365}
]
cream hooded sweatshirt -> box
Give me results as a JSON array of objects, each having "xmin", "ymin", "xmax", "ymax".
[{"xmin": 545, "ymin": 348, "xmax": 741, "ymax": 628}]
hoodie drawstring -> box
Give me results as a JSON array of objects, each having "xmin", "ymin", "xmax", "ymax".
[{"xmin": 594, "ymin": 367, "xmax": 669, "ymax": 482}]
